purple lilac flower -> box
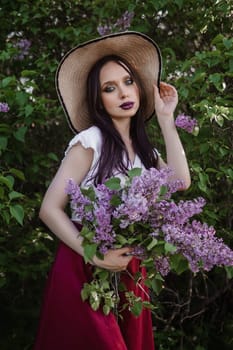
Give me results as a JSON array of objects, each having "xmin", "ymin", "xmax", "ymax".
[
  {"xmin": 175, "ymin": 114, "xmax": 198, "ymax": 133},
  {"xmin": 131, "ymin": 246, "xmax": 146, "ymax": 258},
  {"xmin": 154, "ymin": 256, "xmax": 170, "ymax": 276},
  {"xmin": 92, "ymin": 205, "xmax": 115, "ymax": 254},
  {"xmin": 97, "ymin": 11, "xmax": 134, "ymax": 36},
  {"xmin": 93, "ymin": 205, "xmax": 114, "ymax": 245},
  {"xmin": 114, "ymin": 167, "xmax": 183, "ymax": 228},
  {"xmin": 162, "ymin": 221, "xmax": 233, "ymax": 273},
  {"xmin": 0, "ymin": 102, "xmax": 10, "ymax": 113},
  {"xmin": 14, "ymin": 39, "xmax": 31, "ymax": 60},
  {"xmin": 165, "ymin": 179, "xmax": 185, "ymax": 197},
  {"xmin": 97, "ymin": 24, "xmax": 112, "ymax": 36},
  {"xmin": 150, "ymin": 230, "xmax": 160, "ymax": 238},
  {"xmin": 113, "ymin": 193, "xmax": 148, "ymax": 228},
  {"xmin": 151, "ymin": 197, "xmax": 206, "ymax": 227},
  {"xmin": 65, "ymin": 179, "xmax": 93, "ymax": 221},
  {"xmin": 93, "ymin": 224, "xmax": 116, "ymax": 253},
  {"xmin": 129, "ymin": 167, "xmax": 173, "ymax": 204},
  {"xmin": 114, "ymin": 11, "xmax": 134, "ymax": 30},
  {"xmin": 95, "ymin": 184, "xmax": 115, "ymax": 209}
]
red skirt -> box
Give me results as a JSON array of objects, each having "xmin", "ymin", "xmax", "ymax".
[{"xmin": 34, "ymin": 242, "xmax": 155, "ymax": 350}]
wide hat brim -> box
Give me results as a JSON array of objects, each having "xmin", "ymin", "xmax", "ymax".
[{"xmin": 56, "ymin": 31, "xmax": 162, "ymax": 133}]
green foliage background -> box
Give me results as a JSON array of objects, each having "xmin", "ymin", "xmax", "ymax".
[{"xmin": 0, "ymin": 1, "xmax": 232, "ymax": 349}]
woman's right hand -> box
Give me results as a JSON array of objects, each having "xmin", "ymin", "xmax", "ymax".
[{"xmin": 92, "ymin": 247, "xmax": 133, "ymax": 272}]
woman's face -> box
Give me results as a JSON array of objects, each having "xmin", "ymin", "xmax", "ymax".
[{"xmin": 99, "ymin": 61, "xmax": 140, "ymax": 122}]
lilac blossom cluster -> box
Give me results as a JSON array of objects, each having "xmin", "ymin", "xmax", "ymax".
[
  {"xmin": 66, "ymin": 180, "xmax": 116, "ymax": 254},
  {"xmin": 0, "ymin": 102, "xmax": 10, "ymax": 113},
  {"xmin": 113, "ymin": 167, "xmax": 184, "ymax": 228},
  {"xmin": 175, "ymin": 113, "xmax": 198, "ymax": 133},
  {"xmin": 14, "ymin": 39, "xmax": 31, "ymax": 60},
  {"xmin": 162, "ymin": 221, "xmax": 233, "ymax": 272},
  {"xmin": 154, "ymin": 256, "xmax": 170, "ymax": 276},
  {"xmin": 66, "ymin": 167, "xmax": 233, "ymax": 275},
  {"xmin": 97, "ymin": 11, "xmax": 134, "ymax": 36}
]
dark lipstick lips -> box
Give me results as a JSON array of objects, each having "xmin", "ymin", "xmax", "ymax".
[{"xmin": 120, "ymin": 102, "xmax": 134, "ymax": 110}]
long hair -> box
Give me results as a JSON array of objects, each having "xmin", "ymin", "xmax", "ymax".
[{"xmin": 87, "ymin": 55, "xmax": 158, "ymax": 184}]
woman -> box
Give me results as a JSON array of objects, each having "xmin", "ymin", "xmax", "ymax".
[{"xmin": 34, "ymin": 31, "xmax": 191, "ymax": 350}]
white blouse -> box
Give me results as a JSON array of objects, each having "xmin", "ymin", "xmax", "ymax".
[{"xmin": 64, "ymin": 125, "xmax": 146, "ymax": 188}]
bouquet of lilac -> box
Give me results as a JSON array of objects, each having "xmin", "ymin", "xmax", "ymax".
[{"xmin": 66, "ymin": 167, "xmax": 233, "ymax": 316}]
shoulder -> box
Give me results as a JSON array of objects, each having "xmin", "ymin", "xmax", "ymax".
[{"xmin": 65, "ymin": 126, "xmax": 102, "ymax": 156}]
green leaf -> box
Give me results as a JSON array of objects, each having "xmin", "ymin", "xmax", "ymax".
[
  {"xmin": 223, "ymin": 38, "xmax": 233, "ymax": 49},
  {"xmin": 127, "ymin": 167, "xmax": 142, "ymax": 178},
  {"xmin": 105, "ymin": 177, "xmax": 121, "ymax": 190},
  {"xmin": 9, "ymin": 204, "xmax": 24, "ymax": 225},
  {"xmin": 82, "ymin": 228, "xmax": 95, "ymax": 241},
  {"xmin": 147, "ymin": 238, "xmax": 158, "ymax": 251},
  {"xmin": 116, "ymin": 234, "xmax": 128, "ymax": 245},
  {"xmin": 154, "ymin": 273, "xmax": 164, "ymax": 281},
  {"xmin": 90, "ymin": 291, "xmax": 100, "ymax": 310},
  {"xmin": 81, "ymin": 187, "xmax": 96, "ymax": 201},
  {"xmin": 25, "ymin": 105, "xmax": 34, "ymax": 117},
  {"xmin": 0, "ymin": 175, "xmax": 13, "ymax": 189},
  {"xmin": 164, "ymin": 242, "xmax": 177, "ymax": 253},
  {"xmin": 94, "ymin": 268, "xmax": 110, "ymax": 280},
  {"xmin": 21, "ymin": 70, "xmax": 38, "ymax": 77},
  {"xmin": 103, "ymin": 304, "xmax": 111, "ymax": 315},
  {"xmin": 159, "ymin": 185, "xmax": 168, "ymax": 196},
  {"xmin": 1, "ymin": 76, "xmax": 16, "ymax": 87},
  {"xmin": 83, "ymin": 243, "xmax": 98, "ymax": 263},
  {"xmin": 170, "ymin": 254, "xmax": 189, "ymax": 274},
  {"xmin": 13, "ymin": 126, "xmax": 28, "ymax": 142},
  {"xmin": 15, "ymin": 91, "xmax": 28, "ymax": 106},
  {"xmin": 9, "ymin": 168, "xmax": 25, "ymax": 181},
  {"xmin": 81, "ymin": 287, "xmax": 89, "ymax": 301},
  {"xmin": 110, "ymin": 194, "xmax": 121, "ymax": 206},
  {"xmin": 151, "ymin": 278, "xmax": 163, "ymax": 294},
  {"xmin": 1, "ymin": 208, "xmax": 10, "ymax": 224},
  {"xmin": 131, "ymin": 300, "xmax": 143, "ymax": 317},
  {"xmin": 47, "ymin": 152, "xmax": 59, "ymax": 161},
  {"xmin": 6, "ymin": 175, "xmax": 14, "ymax": 188},
  {"xmin": 225, "ymin": 266, "xmax": 233, "ymax": 279},
  {"xmin": 9, "ymin": 191, "xmax": 24, "ymax": 200}
]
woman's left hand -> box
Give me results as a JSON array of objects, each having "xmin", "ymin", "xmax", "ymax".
[{"xmin": 154, "ymin": 82, "xmax": 178, "ymax": 121}]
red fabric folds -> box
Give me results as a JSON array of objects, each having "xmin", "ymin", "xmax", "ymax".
[{"xmin": 34, "ymin": 242, "xmax": 155, "ymax": 350}]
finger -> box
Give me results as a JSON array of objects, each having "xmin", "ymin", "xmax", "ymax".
[
  {"xmin": 117, "ymin": 246, "xmax": 133, "ymax": 254},
  {"xmin": 160, "ymin": 82, "xmax": 177, "ymax": 96}
]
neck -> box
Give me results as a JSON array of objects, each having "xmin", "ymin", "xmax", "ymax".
[{"xmin": 112, "ymin": 118, "xmax": 131, "ymax": 142}]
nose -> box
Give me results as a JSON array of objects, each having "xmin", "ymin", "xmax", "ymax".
[{"xmin": 119, "ymin": 85, "xmax": 128, "ymax": 99}]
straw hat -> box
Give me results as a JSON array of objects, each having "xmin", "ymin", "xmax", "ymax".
[{"xmin": 56, "ymin": 31, "xmax": 162, "ymax": 133}]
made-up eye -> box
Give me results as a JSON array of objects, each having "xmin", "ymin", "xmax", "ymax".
[
  {"xmin": 103, "ymin": 85, "xmax": 115, "ymax": 93},
  {"xmin": 125, "ymin": 78, "xmax": 134, "ymax": 85}
]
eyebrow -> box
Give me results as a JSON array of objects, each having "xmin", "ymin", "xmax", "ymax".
[{"xmin": 101, "ymin": 74, "xmax": 131, "ymax": 88}]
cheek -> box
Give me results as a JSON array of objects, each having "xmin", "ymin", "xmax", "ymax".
[{"xmin": 101, "ymin": 94, "xmax": 113, "ymax": 111}]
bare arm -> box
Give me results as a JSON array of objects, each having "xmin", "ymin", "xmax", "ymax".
[
  {"xmin": 39, "ymin": 144, "xmax": 94, "ymax": 255},
  {"xmin": 39, "ymin": 143, "xmax": 132, "ymax": 271},
  {"xmin": 154, "ymin": 82, "xmax": 191, "ymax": 189}
]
